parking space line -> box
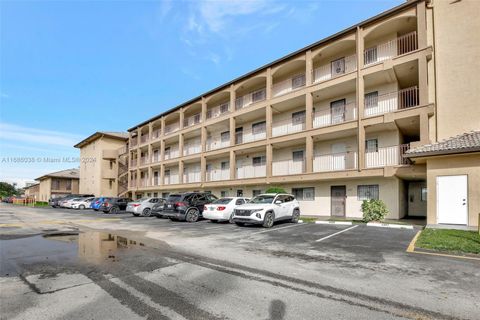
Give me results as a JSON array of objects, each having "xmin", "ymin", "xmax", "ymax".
[
  {"xmin": 251, "ymin": 223, "xmax": 308, "ymax": 235},
  {"xmin": 315, "ymin": 225, "xmax": 358, "ymax": 242}
]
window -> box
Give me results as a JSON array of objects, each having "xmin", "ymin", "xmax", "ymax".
[
  {"xmin": 364, "ymin": 47, "xmax": 378, "ymax": 65},
  {"xmin": 221, "ymin": 190, "xmax": 229, "ymax": 197},
  {"xmin": 252, "ymin": 121, "xmax": 266, "ymax": 135},
  {"xmin": 292, "ymin": 187, "xmax": 314, "ymax": 201},
  {"xmin": 252, "ymin": 156, "xmax": 266, "ymax": 166},
  {"xmin": 237, "ymin": 190, "xmax": 243, "ymax": 197},
  {"xmin": 193, "ymin": 113, "xmax": 201, "ymax": 124},
  {"xmin": 110, "ymin": 161, "xmax": 113, "ymax": 170},
  {"xmin": 365, "ymin": 139, "xmax": 378, "ymax": 153},
  {"xmin": 292, "ymin": 74, "xmax": 306, "ymax": 89},
  {"xmin": 330, "ymin": 99, "xmax": 346, "ymax": 124},
  {"xmin": 292, "ymin": 111, "xmax": 306, "ymax": 125},
  {"xmin": 357, "ymin": 185, "xmax": 379, "ymax": 200},
  {"xmin": 221, "ymin": 131, "xmax": 230, "ymax": 142},
  {"xmin": 220, "ymin": 103, "xmax": 229, "ymax": 113},
  {"xmin": 331, "ymin": 57, "xmax": 345, "ymax": 76},
  {"xmin": 292, "ymin": 150, "xmax": 304, "ymax": 162},
  {"xmin": 365, "ymin": 91, "xmax": 379, "ymax": 108},
  {"xmin": 52, "ymin": 179, "xmax": 60, "ymax": 190},
  {"xmin": 235, "ymin": 96, "xmax": 244, "ymax": 109},
  {"xmin": 164, "ymin": 147, "xmax": 171, "ymax": 157},
  {"xmin": 252, "ymin": 189, "xmax": 262, "ymax": 197},
  {"xmin": 153, "ymin": 192, "xmax": 158, "ymax": 197},
  {"xmin": 65, "ymin": 180, "xmax": 71, "ymax": 191},
  {"xmin": 109, "ymin": 180, "xmax": 112, "ymax": 189},
  {"xmin": 162, "ymin": 192, "xmax": 169, "ymax": 198},
  {"xmin": 252, "ymin": 88, "xmax": 266, "ymax": 102},
  {"xmin": 221, "ymin": 161, "xmax": 229, "ymax": 170},
  {"xmin": 421, "ymin": 187, "xmax": 427, "ymax": 202},
  {"xmin": 164, "ymin": 169, "xmax": 170, "ymax": 177}
]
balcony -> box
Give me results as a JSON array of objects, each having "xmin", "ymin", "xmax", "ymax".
[
  {"xmin": 364, "ymin": 31, "xmax": 418, "ymax": 66},
  {"xmin": 206, "ymin": 132, "xmax": 230, "ymax": 151},
  {"xmin": 272, "ymin": 74, "xmax": 306, "ymax": 98},
  {"xmin": 164, "ymin": 123, "xmax": 180, "ymax": 135},
  {"xmin": 235, "ymin": 126, "xmax": 266, "ymax": 145},
  {"xmin": 313, "ymin": 54, "xmax": 357, "ymax": 83},
  {"xmin": 365, "ymin": 144, "xmax": 410, "ymax": 168},
  {"xmin": 313, "ymin": 101, "xmax": 357, "ymax": 128},
  {"xmin": 139, "ymin": 178, "xmax": 149, "ymax": 188},
  {"xmin": 207, "ymin": 102, "xmax": 230, "ymax": 120},
  {"xmin": 235, "ymin": 88, "xmax": 266, "ymax": 110},
  {"xmin": 183, "ymin": 165, "xmax": 201, "ymax": 183},
  {"xmin": 313, "ymin": 151, "xmax": 358, "ymax": 172},
  {"xmin": 140, "ymin": 156, "xmax": 149, "ymax": 166},
  {"xmin": 152, "ymin": 176, "xmax": 160, "ymax": 186},
  {"xmin": 151, "ymin": 152, "xmax": 161, "ymax": 164},
  {"xmin": 130, "ymin": 138, "xmax": 138, "ymax": 149},
  {"xmin": 272, "ymin": 158, "xmax": 306, "ymax": 176},
  {"xmin": 183, "ymin": 113, "xmax": 201, "ymax": 128},
  {"xmin": 236, "ymin": 164, "xmax": 266, "ymax": 179},
  {"xmin": 130, "ymin": 159, "xmax": 137, "ymax": 167},
  {"xmin": 272, "ymin": 114, "xmax": 306, "ymax": 137},
  {"xmin": 164, "ymin": 146, "xmax": 180, "ymax": 160},
  {"xmin": 140, "ymin": 134, "xmax": 149, "ymax": 144},
  {"xmin": 102, "ymin": 149, "xmax": 118, "ymax": 160},
  {"xmin": 152, "ymin": 128, "xmax": 161, "ymax": 140},
  {"xmin": 183, "ymin": 138, "xmax": 201, "ymax": 156},
  {"xmin": 364, "ymin": 86, "xmax": 419, "ymax": 117},
  {"xmin": 206, "ymin": 169, "xmax": 230, "ymax": 182},
  {"xmin": 129, "ymin": 180, "xmax": 137, "ymax": 188},
  {"xmin": 164, "ymin": 173, "xmax": 179, "ymax": 185}
]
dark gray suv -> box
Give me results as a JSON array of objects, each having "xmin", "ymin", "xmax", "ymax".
[{"xmin": 161, "ymin": 192, "xmax": 218, "ymax": 222}]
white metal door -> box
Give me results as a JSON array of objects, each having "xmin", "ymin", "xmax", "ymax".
[{"xmin": 437, "ymin": 175, "xmax": 468, "ymax": 225}]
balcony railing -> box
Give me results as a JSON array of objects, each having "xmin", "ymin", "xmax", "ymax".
[
  {"xmin": 130, "ymin": 138, "xmax": 138, "ymax": 149},
  {"xmin": 140, "ymin": 135, "xmax": 148, "ymax": 144},
  {"xmin": 130, "ymin": 159, "xmax": 137, "ymax": 167},
  {"xmin": 129, "ymin": 180, "xmax": 137, "ymax": 188},
  {"xmin": 152, "ymin": 177, "xmax": 160, "ymax": 186},
  {"xmin": 235, "ymin": 87, "xmax": 266, "ymax": 110},
  {"xmin": 206, "ymin": 169, "xmax": 230, "ymax": 182},
  {"xmin": 313, "ymin": 54, "xmax": 357, "ymax": 83},
  {"xmin": 313, "ymin": 151, "xmax": 358, "ymax": 172},
  {"xmin": 206, "ymin": 132, "xmax": 230, "ymax": 151},
  {"xmin": 364, "ymin": 31, "xmax": 418, "ymax": 66},
  {"xmin": 140, "ymin": 156, "xmax": 149, "ymax": 166},
  {"xmin": 152, "ymin": 129, "xmax": 161, "ymax": 140},
  {"xmin": 364, "ymin": 86, "xmax": 419, "ymax": 117},
  {"xmin": 183, "ymin": 113, "xmax": 201, "ymax": 128},
  {"xmin": 151, "ymin": 153, "xmax": 161, "ymax": 164},
  {"xmin": 183, "ymin": 167, "xmax": 201, "ymax": 183},
  {"xmin": 272, "ymin": 159, "xmax": 306, "ymax": 176},
  {"xmin": 313, "ymin": 101, "xmax": 357, "ymax": 128},
  {"xmin": 235, "ymin": 127, "xmax": 267, "ymax": 145},
  {"xmin": 164, "ymin": 174, "xmax": 179, "ymax": 185},
  {"xmin": 236, "ymin": 164, "xmax": 266, "ymax": 179},
  {"xmin": 272, "ymin": 74, "xmax": 306, "ymax": 97},
  {"xmin": 139, "ymin": 178, "xmax": 149, "ymax": 188},
  {"xmin": 164, "ymin": 123, "xmax": 180, "ymax": 135},
  {"xmin": 183, "ymin": 139, "xmax": 201, "ymax": 156},
  {"xmin": 118, "ymin": 146, "xmax": 128, "ymax": 155},
  {"xmin": 365, "ymin": 144, "xmax": 410, "ymax": 168},
  {"xmin": 164, "ymin": 147, "xmax": 179, "ymax": 160},
  {"xmin": 272, "ymin": 115, "xmax": 306, "ymax": 137},
  {"xmin": 207, "ymin": 102, "xmax": 230, "ymax": 119}
]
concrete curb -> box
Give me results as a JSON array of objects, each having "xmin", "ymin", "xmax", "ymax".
[
  {"xmin": 367, "ymin": 222, "xmax": 414, "ymax": 229},
  {"xmin": 315, "ymin": 221, "xmax": 353, "ymax": 226}
]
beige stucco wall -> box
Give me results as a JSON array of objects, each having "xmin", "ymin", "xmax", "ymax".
[
  {"xmin": 426, "ymin": 153, "xmax": 480, "ymax": 227},
  {"xmin": 433, "ymin": 0, "xmax": 480, "ymax": 140},
  {"xmin": 39, "ymin": 178, "xmax": 52, "ymax": 201}
]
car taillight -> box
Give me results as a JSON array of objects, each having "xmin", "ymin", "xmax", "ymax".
[
  {"xmin": 216, "ymin": 206, "xmax": 226, "ymax": 211},
  {"xmin": 133, "ymin": 204, "xmax": 140, "ymax": 207},
  {"xmin": 96, "ymin": 201, "xmax": 99, "ymax": 204},
  {"xmin": 204, "ymin": 205, "xmax": 208, "ymax": 211},
  {"xmin": 175, "ymin": 202, "xmax": 186, "ymax": 207},
  {"xmin": 104, "ymin": 202, "xmax": 109, "ymax": 206}
]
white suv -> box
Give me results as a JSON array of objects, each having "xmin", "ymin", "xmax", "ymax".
[{"xmin": 232, "ymin": 193, "xmax": 300, "ymax": 228}]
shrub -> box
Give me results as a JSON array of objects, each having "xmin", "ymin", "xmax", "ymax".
[
  {"xmin": 361, "ymin": 199, "xmax": 389, "ymax": 222},
  {"xmin": 265, "ymin": 186, "xmax": 286, "ymax": 194}
]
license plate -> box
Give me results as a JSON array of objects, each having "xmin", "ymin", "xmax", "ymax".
[
  {"xmin": 209, "ymin": 207, "xmax": 214, "ymax": 210},
  {"xmin": 168, "ymin": 204, "xmax": 172, "ymax": 208}
]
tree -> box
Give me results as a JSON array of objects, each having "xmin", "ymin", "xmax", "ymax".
[
  {"xmin": 265, "ymin": 186, "xmax": 286, "ymax": 194},
  {"xmin": 0, "ymin": 182, "xmax": 20, "ymax": 198}
]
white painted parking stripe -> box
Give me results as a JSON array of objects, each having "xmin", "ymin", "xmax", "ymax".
[
  {"xmin": 251, "ymin": 223, "xmax": 307, "ymax": 235},
  {"xmin": 315, "ymin": 225, "xmax": 358, "ymax": 242}
]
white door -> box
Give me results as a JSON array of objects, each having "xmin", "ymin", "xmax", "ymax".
[{"xmin": 437, "ymin": 175, "xmax": 468, "ymax": 225}]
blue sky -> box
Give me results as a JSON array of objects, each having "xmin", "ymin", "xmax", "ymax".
[{"xmin": 0, "ymin": 0, "xmax": 403, "ymax": 186}]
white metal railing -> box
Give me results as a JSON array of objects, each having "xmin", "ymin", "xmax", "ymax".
[
  {"xmin": 272, "ymin": 74, "xmax": 306, "ymax": 97},
  {"xmin": 152, "ymin": 177, "xmax": 160, "ymax": 186},
  {"xmin": 236, "ymin": 164, "xmax": 266, "ymax": 179},
  {"xmin": 313, "ymin": 54, "xmax": 357, "ymax": 83},
  {"xmin": 364, "ymin": 87, "xmax": 419, "ymax": 117},
  {"xmin": 235, "ymin": 87, "xmax": 266, "ymax": 110},
  {"xmin": 183, "ymin": 166, "xmax": 201, "ymax": 183},
  {"xmin": 164, "ymin": 147, "xmax": 179, "ymax": 160},
  {"xmin": 140, "ymin": 156, "xmax": 149, "ymax": 166},
  {"xmin": 183, "ymin": 113, "xmax": 202, "ymax": 128},
  {"xmin": 206, "ymin": 132, "xmax": 230, "ymax": 151},
  {"xmin": 207, "ymin": 102, "xmax": 230, "ymax": 119},
  {"xmin": 164, "ymin": 122, "xmax": 180, "ymax": 135},
  {"xmin": 364, "ymin": 31, "xmax": 418, "ymax": 66},
  {"xmin": 164, "ymin": 173, "xmax": 179, "ymax": 185},
  {"xmin": 365, "ymin": 144, "xmax": 410, "ymax": 168},
  {"xmin": 151, "ymin": 151, "xmax": 161, "ymax": 164},
  {"xmin": 313, "ymin": 151, "xmax": 358, "ymax": 172},
  {"xmin": 272, "ymin": 159, "xmax": 305, "ymax": 176},
  {"xmin": 183, "ymin": 139, "xmax": 201, "ymax": 156},
  {"xmin": 272, "ymin": 115, "xmax": 306, "ymax": 137},
  {"xmin": 313, "ymin": 101, "xmax": 357, "ymax": 128},
  {"xmin": 235, "ymin": 127, "xmax": 266, "ymax": 144},
  {"xmin": 206, "ymin": 169, "xmax": 230, "ymax": 182}
]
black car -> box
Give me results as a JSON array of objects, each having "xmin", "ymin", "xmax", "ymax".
[
  {"xmin": 161, "ymin": 192, "xmax": 218, "ymax": 222},
  {"xmin": 49, "ymin": 194, "xmax": 94, "ymax": 208},
  {"xmin": 99, "ymin": 197, "xmax": 132, "ymax": 214}
]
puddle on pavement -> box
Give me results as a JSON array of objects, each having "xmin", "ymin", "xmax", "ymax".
[{"xmin": 0, "ymin": 231, "xmax": 151, "ymax": 277}]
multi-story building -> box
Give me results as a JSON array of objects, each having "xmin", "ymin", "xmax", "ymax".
[
  {"xmin": 120, "ymin": 0, "xmax": 479, "ymax": 227},
  {"xmin": 23, "ymin": 183, "xmax": 40, "ymax": 200},
  {"xmin": 74, "ymin": 132, "xmax": 129, "ymax": 197},
  {"xmin": 35, "ymin": 168, "xmax": 80, "ymax": 201}
]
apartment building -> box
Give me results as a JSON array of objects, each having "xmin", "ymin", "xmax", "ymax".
[
  {"xmin": 120, "ymin": 0, "xmax": 479, "ymax": 227},
  {"xmin": 74, "ymin": 132, "xmax": 129, "ymax": 197},
  {"xmin": 23, "ymin": 183, "xmax": 40, "ymax": 200},
  {"xmin": 35, "ymin": 168, "xmax": 80, "ymax": 201}
]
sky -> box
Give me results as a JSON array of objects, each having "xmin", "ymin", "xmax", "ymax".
[{"xmin": 0, "ymin": 0, "xmax": 403, "ymax": 187}]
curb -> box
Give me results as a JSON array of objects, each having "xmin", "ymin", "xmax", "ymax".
[
  {"xmin": 367, "ymin": 222, "xmax": 413, "ymax": 229},
  {"xmin": 315, "ymin": 221, "xmax": 353, "ymax": 226}
]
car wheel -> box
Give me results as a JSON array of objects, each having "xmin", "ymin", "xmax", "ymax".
[
  {"xmin": 79, "ymin": 205, "xmax": 85, "ymax": 210},
  {"xmin": 142, "ymin": 208, "xmax": 151, "ymax": 217},
  {"xmin": 291, "ymin": 209, "xmax": 300, "ymax": 223},
  {"xmin": 93, "ymin": 209, "xmax": 98, "ymax": 211},
  {"xmin": 262, "ymin": 212, "xmax": 274, "ymax": 228},
  {"xmin": 235, "ymin": 222, "xmax": 245, "ymax": 227},
  {"xmin": 228, "ymin": 212, "xmax": 235, "ymax": 224},
  {"xmin": 110, "ymin": 207, "xmax": 119, "ymax": 214},
  {"xmin": 185, "ymin": 209, "xmax": 199, "ymax": 222}
]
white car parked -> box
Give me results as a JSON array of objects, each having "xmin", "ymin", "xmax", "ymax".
[
  {"xmin": 61, "ymin": 198, "xmax": 82, "ymax": 208},
  {"xmin": 232, "ymin": 193, "xmax": 300, "ymax": 228},
  {"xmin": 71, "ymin": 197, "xmax": 95, "ymax": 210},
  {"xmin": 202, "ymin": 197, "xmax": 250, "ymax": 223}
]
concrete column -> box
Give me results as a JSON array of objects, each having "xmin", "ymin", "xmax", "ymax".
[
  {"xmin": 266, "ymin": 144, "xmax": 273, "ymax": 177},
  {"xmin": 356, "ymin": 27, "xmax": 365, "ymax": 171},
  {"xmin": 160, "ymin": 140, "xmax": 165, "ymax": 161},
  {"xmin": 230, "ymin": 84, "xmax": 236, "ymax": 112},
  {"xmin": 201, "ymin": 97, "xmax": 207, "ymax": 123},
  {"xmin": 305, "ymin": 50, "xmax": 313, "ymax": 85},
  {"xmin": 416, "ymin": 2, "xmax": 427, "ymax": 49},
  {"xmin": 419, "ymin": 113, "xmax": 430, "ymax": 144},
  {"xmin": 148, "ymin": 123, "xmax": 153, "ymax": 141},
  {"xmin": 178, "ymin": 161, "xmax": 184, "ymax": 184},
  {"xmin": 160, "ymin": 117, "xmax": 166, "ymax": 136},
  {"xmin": 305, "ymin": 92, "xmax": 313, "ymax": 130},
  {"xmin": 147, "ymin": 167, "xmax": 153, "ymax": 187},
  {"xmin": 358, "ymin": 125, "xmax": 365, "ymax": 170},
  {"xmin": 229, "ymin": 150, "xmax": 236, "ymax": 180},
  {"xmin": 127, "ymin": 169, "xmax": 132, "ymax": 189},
  {"xmin": 179, "ymin": 109, "xmax": 185, "ymax": 130},
  {"xmin": 148, "ymin": 144, "xmax": 153, "ymax": 165},
  {"xmin": 266, "ymin": 105, "xmax": 273, "ymax": 139},
  {"xmin": 200, "ymin": 156, "xmax": 206, "ymax": 183},
  {"xmin": 418, "ymin": 56, "xmax": 428, "ymax": 106},
  {"xmin": 136, "ymin": 168, "xmax": 140, "ymax": 188},
  {"xmin": 306, "ymin": 136, "xmax": 313, "ymax": 173},
  {"xmin": 179, "ymin": 134, "xmax": 184, "ymax": 157},
  {"xmin": 201, "ymin": 127, "xmax": 207, "ymax": 153},
  {"xmin": 137, "ymin": 128, "xmax": 141, "ymax": 149},
  {"xmin": 229, "ymin": 117, "xmax": 236, "ymax": 146},
  {"xmin": 266, "ymin": 68, "xmax": 272, "ymax": 100},
  {"xmin": 160, "ymin": 164, "xmax": 165, "ymax": 186}
]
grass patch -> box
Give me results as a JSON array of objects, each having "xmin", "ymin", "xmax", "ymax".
[
  {"xmin": 416, "ymin": 229, "xmax": 480, "ymax": 255},
  {"xmin": 299, "ymin": 216, "xmax": 318, "ymax": 223}
]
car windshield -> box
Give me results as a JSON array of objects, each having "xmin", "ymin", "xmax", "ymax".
[
  {"xmin": 71, "ymin": 198, "xmax": 82, "ymax": 201},
  {"xmin": 167, "ymin": 195, "xmax": 182, "ymax": 202},
  {"xmin": 213, "ymin": 198, "xmax": 232, "ymax": 204},
  {"xmin": 249, "ymin": 195, "xmax": 275, "ymax": 204},
  {"xmin": 136, "ymin": 198, "xmax": 149, "ymax": 202}
]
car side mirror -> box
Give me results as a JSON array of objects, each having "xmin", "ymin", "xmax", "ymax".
[{"xmin": 275, "ymin": 200, "xmax": 282, "ymax": 204}]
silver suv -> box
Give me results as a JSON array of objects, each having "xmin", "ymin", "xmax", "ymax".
[{"xmin": 232, "ymin": 193, "xmax": 300, "ymax": 228}]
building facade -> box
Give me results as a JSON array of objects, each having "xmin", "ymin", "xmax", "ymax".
[
  {"xmin": 119, "ymin": 0, "xmax": 479, "ymax": 226},
  {"xmin": 35, "ymin": 168, "xmax": 80, "ymax": 201},
  {"xmin": 74, "ymin": 132, "xmax": 129, "ymax": 197}
]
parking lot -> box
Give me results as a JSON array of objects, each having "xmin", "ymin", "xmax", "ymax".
[{"xmin": 1, "ymin": 203, "xmax": 479, "ymax": 320}]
